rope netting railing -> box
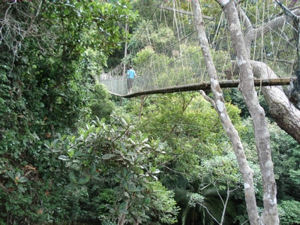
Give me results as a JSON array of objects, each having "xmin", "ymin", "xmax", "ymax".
[
  {"xmin": 99, "ymin": 46, "xmax": 215, "ymax": 96},
  {"xmin": 99, "ymin": 0, "xmax": 298, "ymax": 97}
]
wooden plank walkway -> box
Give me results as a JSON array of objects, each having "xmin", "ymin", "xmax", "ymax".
[{"xmin": 108, "ymin": 78, "xmax": 295, "ymax": 98}]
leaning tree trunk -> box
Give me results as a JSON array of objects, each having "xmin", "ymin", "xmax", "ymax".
[
  {"xmin": 216, "ymin": 0, "xmax": 279, "ymax": 224},
  {"xmin": 251, "ymin": 61, "xmax": 300, "ymax": 144},
  {"xmin": 191, "ymin": 1, "xmax": 260, "ymax": 224},
  {"xmin": 237, "ymin": 5, "xmax": 300, "ymax": 144},
  {"xmin": 231, "ymin": 60, "xmax": 300, "ymax": 144}
]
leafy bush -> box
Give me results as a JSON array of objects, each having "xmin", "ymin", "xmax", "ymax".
[
  {"xmin": 0, "ymin": 1, "xmax": 137, "ymax": 224},
  {"xmin": 278, "ymin": 200, "xmax": 300, "ymax": 225},
  {"xmin": 52, "ymin": 115, "xmax": 179, "ymax": 224}
]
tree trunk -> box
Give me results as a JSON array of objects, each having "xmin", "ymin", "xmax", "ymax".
[
  {"xmin": 251, "ymin": 61, "xmax": 300, "ymax": 144},
  {"xmin": 217, "ymin": 1, "xmax": 279, "ymax": 224},
  {"xmin": 237, "ymin": 5, "xmax": 300, "ymax": 144},
  {"xmin": 191, "ymin": 1, "xmax": 260, "ymax": 224}
]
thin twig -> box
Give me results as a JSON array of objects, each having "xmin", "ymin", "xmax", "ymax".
[
  {"xmin": 200, "ymin": 203, "xmax": 220, "ymax": 224},
  {"xmin": 199, "ymin": 90, "xmax": 216, "ymax": 109}
]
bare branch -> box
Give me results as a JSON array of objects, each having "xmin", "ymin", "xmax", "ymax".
[
  {"xmin": 220, "ymin": 183, "xmax": 231, "ymax": 225},
  {"xmin": 200, "ymin": 203, "xmax": 221, "ymax": 224},
  {"xmin": 245, "ymin": 9, "xmax": 300, "ymax": 47},
  {"xmin": 213, "ymin": 182, "xmax": 225, "ymax": 206},
  {"xmin": 0, "ymin": 0, "xmax": 43, "ymax": 57},
  {"xmin": 237, "ymin": 5, "xmax": 253, "ymax": 32},
  {"xmin": 199, "ymin": 90, "xmax": 216, "ymax": 109}
]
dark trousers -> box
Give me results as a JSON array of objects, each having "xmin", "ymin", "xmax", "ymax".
[{"xmin": 127, "ymin": 78, "xmax": 133, "ymax": 90}]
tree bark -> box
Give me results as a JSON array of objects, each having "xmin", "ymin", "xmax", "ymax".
[
  {"xmin": 251, "ymin": 61, "xmax": 300, "ymax": 144},
  {"xmin": 191, "ymin": 1, "xmax": 260, "ymax": 224},
  {"xmin": 216, "ymin": 1, "xmax": 279, "ymax": 224},
  {"xmin": 236, "ymin": 4, "xmax": 300, "ymax": 144}
]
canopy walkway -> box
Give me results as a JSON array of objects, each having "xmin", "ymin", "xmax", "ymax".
[
  {"xmin": 98, "ymin": 1, "xmax": 299, "ymax": 98},
  {"xmin": 99, "ymin": 72, "xmax": 294, "ymax": 98}
]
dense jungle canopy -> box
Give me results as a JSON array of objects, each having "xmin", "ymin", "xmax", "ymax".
[{"xmin": 0, "ymin": 0, "xmax": 299, "ymax": 225}]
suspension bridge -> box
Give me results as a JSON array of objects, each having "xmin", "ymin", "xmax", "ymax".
[
  {"xmin": 98, "ymin": 1, "xmax": 299, "ymax": 98},
  {"xmin": 99, "ymin": 68, "xmax": 294, "ymax": 98}
]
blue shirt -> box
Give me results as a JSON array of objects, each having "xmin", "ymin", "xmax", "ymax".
[{"xmin": 127, "ymin": 69, "xmax": 135, "ymax": 79}]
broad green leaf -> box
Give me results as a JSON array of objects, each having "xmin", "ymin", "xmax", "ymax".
[
  {"xmin": 78, "ymin": 176, "xmax": 90, "ymax": 185},
  {"xmin": 102, "ymin": 154, "xmax": 116, "ymax": 160},
  {"xmin": 58, "ymin": 155, "xmax": 69, "ymax": 161}
]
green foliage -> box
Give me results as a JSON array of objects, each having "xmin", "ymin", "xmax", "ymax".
[
  {"xmin": 87, "ymin": 84, "xmax": 114, "ymax": 122},
  {"xmin": 149, "ymin": 181, "xmax": 180, "ymax": 224},
  {"xmin": 53, "ymin": 116, "xmax": 179, "ymax": 224},
  {"xmin": 268, "ymin": 122, "xmax": 300, "ymax": 200},
  {"xmin": 133, "ymin": 46, "xmax": 157, "ymax": 66},
  {"xmin": 132, "ymin": 0, "xmax": 159, "ymax": 21},
  {"xmin": 200, "ymin": 152, "xmax": 241, "ymax": 187},
  {"xmin": 200, "ymin": 0, "xmax": 222, "ymax": 18},
  {"xmin": 133, "ymin": 93, "xmax": 245, "ymax": 183},
  {"xmin": 2, "ymin": 1, "xmax": 300, "ymax": 225},
  {"xmin": 80, "ymin": 48, "xmax": 105, "ymax": 79},
  {"xmin": 0, "ymin": 1, "xmax": 137, "ymax": 224},
  {"xmin": 278, "ymin": 200, "xmax": 300, "ymax": 225},
  {"xmin": 132, "ymin": 42, "xmax": 232, "ymax": 90},
  {"xmin": 123, "ymin": 92, "xmax": 250, "ymax": 224},
  {"xmin": 225, "ymin": 88, "xmax": 270, "ymax": 118},
  {"xmin": 129, "ymin": 21, "xmax": 176, "ymax": 55},
  {"xmin": 241, "ymin": 119, "xmax": 300, "ymax": 202}
]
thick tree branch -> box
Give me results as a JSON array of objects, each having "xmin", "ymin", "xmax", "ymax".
[
  {"xmin": 231, "ymin": 2, "xmax": 300, "ymax": 143},
  {"xmin": 250, "ymin": 61, "xmax": 300, "ymax": 144},
  {"xmin": 244, "ymin": 8, "xmax": 300, "ymax": 49},
  {"xmin": 229, "ymin": 60, "xmax": 300, "ymax": 144},
  {"xmin": 230, "ymin": 59, "xmax": 300, "ymax": 143},
  {"xmin": 236, "ymin": 4, "xmax": 300, "ymax": 53}
]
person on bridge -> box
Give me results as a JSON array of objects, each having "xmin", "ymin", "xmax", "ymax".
[{"xmin": 127, "ymin": 66, "xmax": 136, "ymax": 93}]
